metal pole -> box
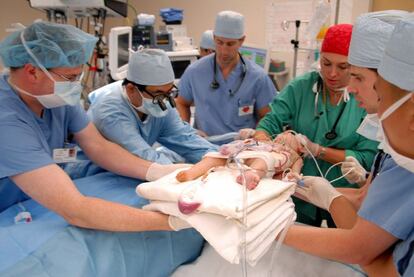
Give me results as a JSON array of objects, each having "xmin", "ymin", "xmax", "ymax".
[
  {"xmin": 335, "ymin": 0, "xmax": 341, "ymax": 24},
  {"xmin": 291, "ymin": 20, "xmax": 300, "ymax": 78}
]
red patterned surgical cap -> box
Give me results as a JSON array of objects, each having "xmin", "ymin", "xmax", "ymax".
[{"xmin": 321, "ymin": 24, "xmax": 353, "ymax": 56}]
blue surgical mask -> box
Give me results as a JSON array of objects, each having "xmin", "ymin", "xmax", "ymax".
[
  {"xmin": 20, "ymin": 31, "xmax": 83, "ymax": 108},
  {"xmin": 141, "ymin": 97, "xmax": 169, "ymax": 118},
  {"xmin": 122, "ymin": 87, "xmax": 169, "ymax": 118},
  {"xmin": 377, "ymin": 93, "xmax": 414, "ymax": 172}
]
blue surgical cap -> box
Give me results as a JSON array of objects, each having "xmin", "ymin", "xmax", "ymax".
[
  {"xmin": 0, "ymin": 21, "xmax": 97, "ymax": 68},
  {"xmin": 127, "ymin": 48, "xmax": 174, "ymax": 86},
  {"xmin": 378, "ymin": 18, "xmax": 414, "ymax": 91},
  {"xmin": 348, "ymin": 10, "xmax": 410, "ymax": 69},
  {"xmin": 200, "ymin": 30, "xmax": 215, "ymax": 50},
  {"xmin": 214, "ymin": 11, "xmax": 244, "ymax": 39}
]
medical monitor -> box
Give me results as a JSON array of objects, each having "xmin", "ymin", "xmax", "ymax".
[
  {"xmin": 166, "ymin": 49, "xmax": 199, "ymax": 81},
  {"xmin": 239, "ymin": 44, "xmax": 270, "ymax": 72},
  {"xmin": 108, "ymin": 26, "xmax": 131, "ymax": 80}
]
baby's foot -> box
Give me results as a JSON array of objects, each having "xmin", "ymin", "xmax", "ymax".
[
  {"xmin": 178, "ymin": 184, "xmax": 203, "ymax": 214},
  {"xmin": 176, "ymin": 169, "xmax": 199, "ymax": 182},
  {"xmin": 236, "ymin": 170, "xmax": 260, "ymax": 190}
]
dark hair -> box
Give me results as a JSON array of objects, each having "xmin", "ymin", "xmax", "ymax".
[
  {"xmin": 368, "ymin": 68, "xmax": 378, "ymax": 73},
  {"xmin": 122, "ymin": 78, "xmax": 146, "ymax": 92}
]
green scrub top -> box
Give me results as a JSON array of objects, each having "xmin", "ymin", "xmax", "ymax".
[{"xmin": 257, "ymin": 71, "xmax": 379, "ymax": 224}]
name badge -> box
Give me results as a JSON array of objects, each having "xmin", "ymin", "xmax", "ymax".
[
  {"xmin": 53, "ymin": 147, "xmax": 77, "ymax": 163},
  {"xmin": 238, "ymin": 105, "xmax": 254, "ymax": 116}
]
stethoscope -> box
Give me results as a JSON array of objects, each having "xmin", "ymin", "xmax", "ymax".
[
  {"xmin": 312, "ymin": 75, "xmax": 347, "ymax": 140},
  {"xmin": 210, "ymin": 53, "xmax": 247, "ymax": 97}
]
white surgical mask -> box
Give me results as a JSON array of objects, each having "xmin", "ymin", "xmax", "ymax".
[
  {"xmin": 356, "ymin": 113, "xmax": 380, "ymax": 141},
  {"xmin": 377, "ymin": 93, "xmax": 414, "ymax": 172},
  {"xmin": 20, "ymin": 31, "xmax": 83, "ymax": 108}
]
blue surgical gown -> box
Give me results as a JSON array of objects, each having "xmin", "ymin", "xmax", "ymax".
[
  {"xmin": 178, "ymin": 53, "xmax": 277, "ymax": 136},
  {"xmin": 88, "ymin": 81, "xmax": 217, "ymax": 164},
  {"xmin": 358, "ymin": 156, "xmax": 414, "ymax": 276},
  {"xmin": 0, "ymin": 74, "xmax": 90, "ymax": 212}
]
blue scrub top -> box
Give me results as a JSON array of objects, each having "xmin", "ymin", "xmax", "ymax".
[
  {"xmin": 358, "ymin": 156, "xmax": 414, "ymax": 276},
  {"xmin": 88, "ymin": 81, "xmax": 217, "ymax": 164},
  {"xmin": 0, "ymin": 74, "xmax": 90, "ymax": 212},
  {"xmin": 178, "ymin": 53, "xmax": 277, "ymax": 136}
]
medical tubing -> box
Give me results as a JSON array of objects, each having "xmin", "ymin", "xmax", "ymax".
[
  {"xmin": 272, "ymin": 130, "xmax": 353, "ymax": 183},
  {"xmin": 232, "ymin": 155, "xmax": 248, "ymax": 277},
  {"xmin": 274, "ymin": 130, "xmax": 325, "ymax": 177},
  {"xmin": 324, "ymin": 161, "xmax": 353, "ymax": 183},
  {"xmin": 268, "ymin": 210, "xmax": 296, "ymax": 277}
]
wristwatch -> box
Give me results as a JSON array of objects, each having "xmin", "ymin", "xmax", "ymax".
[{"xmin": 318, "ymin": 147, "xmax": 327, "ymax": 158}]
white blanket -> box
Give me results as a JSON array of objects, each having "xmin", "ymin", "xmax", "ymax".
[
  {"xmin": 137, "ymin": 167, "xmax": 296, "ymax": 219},
  {"xmin": 144, "ymin": 200, "xmax": 295, "ymax": 266}
]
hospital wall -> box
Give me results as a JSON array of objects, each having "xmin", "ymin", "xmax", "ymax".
[{"xmin": 0, "ymin": 0, "xmax": 413, "ymax": 75}]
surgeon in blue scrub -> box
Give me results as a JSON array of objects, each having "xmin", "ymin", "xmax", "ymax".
[
  {"xmin": 176, "ymin": 11, "xmax": 276, "ymax": 138},
  {"xmin": 199, "ymin": 30, "xmax": 215, "ymax": 58},
  {"xmin": 284, "ymin": 18, "xmax": 414, "ymax": 277},
  {"xmin": 337, "ymin": 10, "xmax": 411, "ymax": 208},
  {"xmin": 88, "ymin": 48, "xmax": 217, "ymax": 164},
  {"xmin": 0, "ymin": 22, "xmax": 190, "ymax": 232}
]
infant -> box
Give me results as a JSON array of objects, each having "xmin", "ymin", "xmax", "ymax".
[{"xmin": 176, "ymin": 132, "xmax": 303, "ymax": 190}]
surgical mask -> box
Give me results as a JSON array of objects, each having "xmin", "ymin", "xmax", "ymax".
[
  {"xmin": 141, "ymin": 97, "xmax": 169, "ymax": 118},
  {"xmin": 20, "ymin": 31, "xmax": 83, "ymax": 108},
  {"xmin": 356, "ymin": 113, "xmax": 380, "ymax": 141},
  {"xmin": 377, "ymin": 93, "xmax": 414, "ymax": 172},
  {"xmin": 122, "ymin": 87, "xmax": 169, "ymax": 118}
]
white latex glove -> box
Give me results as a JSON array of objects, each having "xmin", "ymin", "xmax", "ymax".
[
  {"xmin": 296, "ymin": 134, "xmax": 321, "ymax": 157},
  {"xmin": 295, "ymin": 176, "xmax": 342, "ymax": 211},
  {"xmin": 168, "ymin": 215, "xmax": 192, "ymax": 231},
  {"xmin": 145, "ymin": 163, "xmax": 192, "ymax": 181},
  {"xmin": 341, "ymin": 156, "xmax": 367, "ymax": 185},
  {"xmin": 237, "ymin": 128, "xmax": 256, "ymax": 140}
]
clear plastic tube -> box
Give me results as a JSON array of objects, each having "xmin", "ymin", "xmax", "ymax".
[{"xmin": 232, "ymin": 154, "xmax": 248, "ymax": 277}]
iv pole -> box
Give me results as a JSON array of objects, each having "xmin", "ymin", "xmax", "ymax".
[
  {"xmin": 281, "ymin": 19, "xmax": 309, "ymax": 78},
  {"xmin": 290, "ymin": 20, "xmax": 301, "ymax": 78}
]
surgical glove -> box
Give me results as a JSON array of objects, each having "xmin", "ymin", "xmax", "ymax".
[
  {"xmin": 146, "ymin": 163, "xmax": 192, "ymax": 181},
  {"xmin": 296, "ymin": 134, "xmax": 321, "ymax": 157},
  {"xmin": 295, "ymin": 176, "xmax": 342, "ymax": 211},
  {"xmin": 341, "ymin": 156, "xmax": 367, "ymax": 185},
  {"xmin": 168, "ymin": 215, "xmax": 192, "ymax": 231},
  {"xmin": 238, "ymin": 128, "xmax": 256, "ymax": 139}
]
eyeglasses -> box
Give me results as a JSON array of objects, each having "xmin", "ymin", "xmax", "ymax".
[
  {"xmin": 49, "ymin": 70, "xmax": 84, "ymax": 82},
  {"xmin": 140, "ymin": 85, "xmax": 179, "ymax": 111},
  {"xmin": 142, "ymin": 85, "xmax": 179, "ymax": 101}
]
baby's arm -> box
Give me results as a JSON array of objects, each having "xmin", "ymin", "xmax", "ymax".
[
  {"xmin": 290, "ymin": 157, "xmax": 303, "ymax": 175},
  {"xmin": 176, "ymin": 156, "xmax": 226, "ymax": 182},
  {"xmin": 236, "ymin": 158, "xmax": 268, "ymax": 190}
]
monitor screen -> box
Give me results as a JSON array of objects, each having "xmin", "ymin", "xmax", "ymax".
[
  {"xmin": 166, "ymin": 50, "xmax": 199, "ymax": 81},
  {"xmin": 171, "ymin": 60, "xmax": 191, "ymax": 79},
  {"xmin": 239, "ymin": 45, "xmax": 268, "ymax": 69},
  {"xmin": 117, "ymin": 33, "xmax": 129, "ymax": 68},
  {"xmin": 109, "ymin": 26, "xmax": 131, "ymax": 80}
]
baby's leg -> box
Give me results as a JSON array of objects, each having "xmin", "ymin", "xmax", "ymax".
[
  {"xmin": 176, "ymin": 156, "xmax": 226, "ymax": 182},
  {"xmin": 236, "ymin": 158, "xmax": 268, "ymax": 190}
]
